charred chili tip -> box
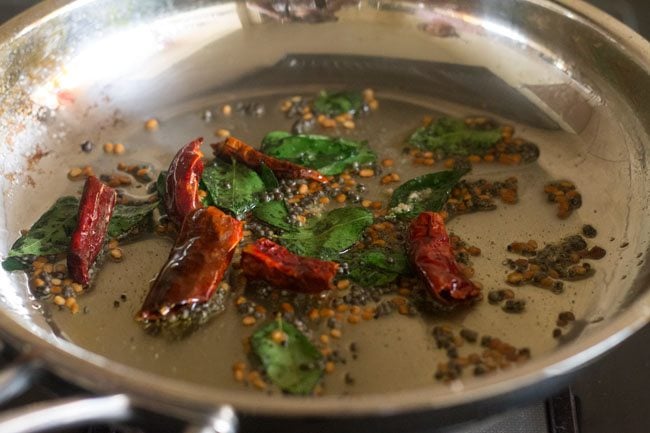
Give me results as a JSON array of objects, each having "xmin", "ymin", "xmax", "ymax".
[
  {"xmin": 137, "ymin": 206, "xmax": 243, "ymax": 321},
  {"xmin": 212, "ymin": 136, "xmax": 329, "ymax": 184},
  {"xmin": 408, "ymin": 211, "xmax": 481, "ymax": 307},
  {"xmin": 240, "ymin": 237, "xmax": 339, "ymax": 294},
  {"xmin": 67, "ymin": 175, "xmax": 117, "ymax": 285},
  {"xmin": 165, "ymin": 138, "xmax": 205, "ymax": 226}
]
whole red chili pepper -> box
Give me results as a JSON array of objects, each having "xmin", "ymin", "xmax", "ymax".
[
  {"xmin": 165, "ymin": 138, "xmax": 204, "ymax": 226},
  {"xmin": 67, "ymin": 176, "xmax": 117, "ymax": 285},
  {"xmin": 241, "ymin": 238, "xmax": 339, "ymax": 293},
  {"xmin": 408, "ymin": 212, "xmax": 481, "ymax": 306},
  {"xmin": 212, "ymin": 136, "xmax": 328, "ymax": 184},
  {"xmin": 137, "ymin": 206, "xmax": 243, "ymax": 321}
]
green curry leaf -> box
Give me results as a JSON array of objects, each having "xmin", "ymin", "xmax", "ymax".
[
  {"xmin": 2, "ymin": 196, "xmax": 80, "ymax": 270},
  {"xmin": 313, "ymin": 90, "xmax": 364, "ymax": 117},
  {"xmin": 156, "ymin": 171, "xmax": 167, "ymax": 202},
  {"xmin": 258, "ymin": 163, "xmax": 280, "ymax": 190},
  {"xmin": 251, "ymin": 320, "xmax": 323, "ymax": 395},
  {"xmin": 108, "ymin": 202, "xmax": 158, "ymax": 239},
  {"xmin": 202, "ymin": 160, "xmax": 265, "ymax": 218},
  {"xmin": 253, "ymin": 200, "xmax": 295, "ymax": 232},
  {"xmin": 280, "ymin": 207, "xmax": 373, "ymax": 260},
  {"xmin": 389, "ymin": 169, "xmax": 468, "ymax": 219},
  {"xmin": 261, "ymin": 131, "xmax": 376, "ymax": 176},
  {"xmin": 408, "ymin": 117, "xmax": 501, "ymax": 157},
  {"xmin": 346, "ymin": 248, "xmax": 410, "ymax": 287}
]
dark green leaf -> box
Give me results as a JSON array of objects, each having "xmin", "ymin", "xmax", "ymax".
[
  {"xmin": 346, "ymin": 248, "xmax": 410, "ymax": 287},
  {"xmin": 253, "ymin": 200, "xmax": 295, "ymax": 232},
  {"xmin": 2, "ymin": 196, "xmax": 79, "ymax": 270},
  {"xmin": 408, "ymin": 117, "xmax": 501, "ymax": 156},
  {"xmin": 202, "ymin": 160, "xmax": 265, "ymax": 218},
  {"xmin": 280, "ymin": 207, "xmax": 373, "ymax": 260},
  {"xmin": 389, "ymin": 169, "xmax": 468, "ymax": 219},
  {"xmin": 313, "ymin": 90, "xmax": 364, "ymax": 117},
  {"xmin": 251, "ymin": 320, "xmax": 323, "ymax": 395},
  {"xmin": 258, "ymin": 163, "xmax": 279, "ymax": 190},
  {"xmin": 108, "ymin": 202, "xmax": 158, "ymax": 239},
  {"xmin": 2, "ymin": 257, "xmax": 29, "ymax": 272},
  {"xmin": 156, "ymin": 171, "xmax": 167, "ymax": 202},
  {"xmin": 261, "ymin": 131, "xmax": 376, "ymax": 176}
]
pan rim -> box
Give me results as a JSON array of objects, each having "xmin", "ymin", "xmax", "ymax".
[{"xmin": 0, "ymin": 0, "xmax": 648, "ymax": 418}]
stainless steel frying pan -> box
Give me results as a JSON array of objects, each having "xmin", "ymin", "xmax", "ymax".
[{"xmin": 0, "ymin": 1, "xmax": 648, "ymax": 432}]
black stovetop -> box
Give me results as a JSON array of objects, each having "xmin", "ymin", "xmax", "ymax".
[{"xmin": 0, "ymin": 2, "xmax": 648, "ymax": 433}]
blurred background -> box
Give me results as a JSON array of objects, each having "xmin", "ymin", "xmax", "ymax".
[{"xmin": 0, "ymin": 0, "xmax": 650, "ymax": 37}]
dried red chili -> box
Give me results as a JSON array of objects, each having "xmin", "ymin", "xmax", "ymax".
[
  {"xmin": 165, "ymin": 138, "xmax": 204, "ymax": 226},
  {"xmin": 212, "ymin": 136, "xmax": 328, "ymax": 184},
  {"xmin": 241, "ymin": 238, "xmax": 339, "ymax": 293},
  {"xmin": 67, "ymin": 176, "xmax": 117, "ymax": 285},
  {"xmin": 408, "ymin": 212, "xmax": 481, "ymax": 306},
  {"xmin": 137, "ymin": 206, "xmax": 243, "ymax": 321}
]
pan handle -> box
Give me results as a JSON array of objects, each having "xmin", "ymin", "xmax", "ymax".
[
  {"xmin": 183, "ymin": 406, "xmax": 239, "ymax": 433},
  {"xmin": 0, "ymin": 394, "xmax": 239, "ymax": 433},
  {"xmin": 0, "ymin": 394, "xmax": 132, "ymax": 433},
  {"xmin": 0, "ymin": 346, "xmax": 238, "ymax": 432},
  {"xmin": 0, "ymin": 357, "xmax": 42, "ymax": 404}
]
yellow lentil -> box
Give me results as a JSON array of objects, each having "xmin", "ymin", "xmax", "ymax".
[
  {"xmin": 308, "ymin": 309, "xmax": 320, "ymax": 321},
  {"xmin": 110, "ymin": 248, "xmax": 123, "ymax": 261},
  {"xmin": 280, "ymin": 100, "xmax": 292, "ymax": 112},
  {"xmin": 330, "ymin": 329, "xmax": 342, "ymax": 339},
  {"xmin": 144, "ymin": 118, "xmax": 159, "ymax": 131},
  {"xmin": 280, "ymin": 302, "xmax": 295, "ymax": 313},
  {"xmin": 336, "ymin": 279, "xmax": 351, "ymax": 290},
  {"xmin": 347, "ymin": 314, "xmax": 361, "ymax": 324},
  {"xmin": 252, "ymin": 378, "xmax": 267, "ymax": 390},
  {"xmin": 319, "ymin": 308, "xmax": 335, "ymax": 318},
  {"xmin": 362, "ymin": 308, "xmax": 375, "ymax": 321},
  {"xmin": 271, "ymin": 329, "xmax": 287, "ymax": 344},
  {"xmin": 242, "ymin": 316, "xmax": 256, "ymax": 326},
  {"xmin": 68, "ymin": 167, "xmax": 83, "ymax": 179}
]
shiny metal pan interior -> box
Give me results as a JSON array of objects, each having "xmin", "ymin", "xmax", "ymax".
[{"xmin": 0, "ymin": 0, "xmax": 648, "ymax": 420}]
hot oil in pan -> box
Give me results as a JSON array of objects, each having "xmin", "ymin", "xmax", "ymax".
[{"xmin": 50, "ymin": 90, "xmax": 619, "ymax": 395}]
